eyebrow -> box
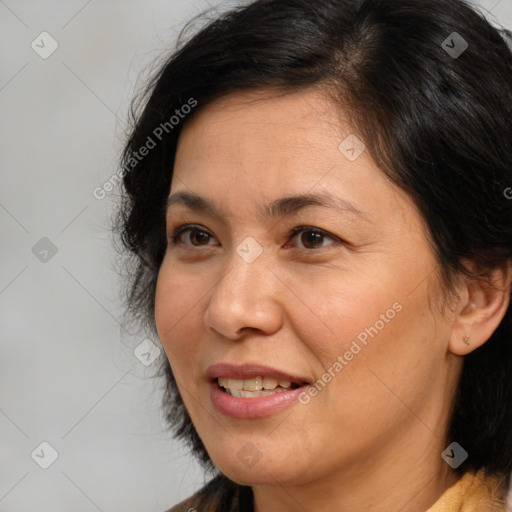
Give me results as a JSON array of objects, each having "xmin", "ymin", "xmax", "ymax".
[{"xmin": 166, "ymin": 191, "xmax": 370, "ymax": 222}]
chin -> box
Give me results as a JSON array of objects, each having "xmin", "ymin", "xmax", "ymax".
[
  {"xmin": 217, "ymin": 464, "xmax": 294, "ymax": 487},
  {"xmin": 207, "ymin": 447, "xmax": 305, "ymax": 487}
]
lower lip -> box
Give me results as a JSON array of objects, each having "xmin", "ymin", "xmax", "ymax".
[{"xmin": 210, "ymin": 380, "xmax": 306, "ymax": 419}]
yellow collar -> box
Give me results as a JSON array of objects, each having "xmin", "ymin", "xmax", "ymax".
[{"xmin": 426, "ymin": 470, "xmax": 507, "ymax": 511}]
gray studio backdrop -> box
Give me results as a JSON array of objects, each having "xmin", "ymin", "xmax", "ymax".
[{"xmin": 1, "ymin": 1, "xmax": 511, "ymax": 511}]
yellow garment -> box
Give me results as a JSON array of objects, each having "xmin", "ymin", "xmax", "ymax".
[{"xmin": 426, "ymin": 470, "xmax": 507, "ymax": 512}]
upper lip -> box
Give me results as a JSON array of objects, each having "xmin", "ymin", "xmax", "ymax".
[{"xmin": 207, "ymin": 363, "xmax": 309, "ymax": 385}]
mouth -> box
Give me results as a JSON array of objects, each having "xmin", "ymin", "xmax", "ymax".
[
  {"xmin": 216, "ymin": 376, "xmax": 302, "ymax": 397},
  {"xmin": 207, "ymin": 363, "xmax": 310, "ymax": 418}
]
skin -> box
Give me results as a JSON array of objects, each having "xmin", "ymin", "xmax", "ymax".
[{"xmin": 154, "ymin": 87, "xmax": 510, "ymax": 512}]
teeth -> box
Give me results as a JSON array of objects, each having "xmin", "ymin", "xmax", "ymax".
[
  {"xmin": 218, "ymin": 376, "xmax": 296, "ymax": 394},
  {"xmin": 227, "ymin": 388, "xmax": 291, "ymax": 398},
  {"xmin": 218, "ymin": 377, "xmax": 243, "ymax": 390},
  {"xmin": 262, "ymin": 376, "xmax": 278, "ymax": 389},
  {"xmin": 244, "ymin": 377, "xmax": 263, "ymax": 391}
]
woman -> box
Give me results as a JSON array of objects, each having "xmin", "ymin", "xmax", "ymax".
[{"xmin": 116, "ymin": 0, "xmax": 512, "ymax": 510}]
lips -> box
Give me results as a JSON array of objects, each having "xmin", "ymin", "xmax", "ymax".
[{"xmin": 207, "ymin": 363, "xmax": 310, "ymax": 418}]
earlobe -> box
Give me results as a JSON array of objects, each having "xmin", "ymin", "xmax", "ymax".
[
  {"xmin": 450, "ymin": 324, "xmax": 475, "ymax": 358},
  {"xmin": 449, "ymin": 261, "xmax": 511, "ymax": 356}
]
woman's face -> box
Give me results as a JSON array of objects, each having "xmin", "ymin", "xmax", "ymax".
[{"xmin": 155, "ymin": 88, "xmax": 461, "ymax": 488}]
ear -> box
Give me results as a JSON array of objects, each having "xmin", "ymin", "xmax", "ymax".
[{"xmin": 449, "ymin": 260, "xmax": 512, "ymax": 356}]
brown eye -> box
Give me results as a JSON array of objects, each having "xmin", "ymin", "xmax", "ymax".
[
  {"xmin": 289, "ymin": 227, "xmax": 338, "ymax": 250},
  {"xmin": 300, "ymin": 230, "xmax": 324, "ymax": 248},
  {"xmin": 168, "ymin": 225, "xmax": 216, "ymax": 247},
  {"xmin": 186, "ymin": 229, "xmax": 212, "ymax": 246}
]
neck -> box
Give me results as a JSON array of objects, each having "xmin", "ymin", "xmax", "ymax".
[{"xmin": 251, "ymin": 429, "xmax": 461, "ymax": 512}]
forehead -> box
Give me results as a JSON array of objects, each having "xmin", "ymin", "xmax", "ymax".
[
  {"xmin": 174, "ymin": 88, "xmax": 355, "ymax": 187},
  {"xmin": 178, "ymin": 87, "xmax": 344, "ymax": 154},
  {"xmin": 171, "ymin": 87, "xmax": 421, "ymax": 234}
]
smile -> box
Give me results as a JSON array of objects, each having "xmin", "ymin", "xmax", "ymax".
[
  {"xmin": 208, "ymin": 364, "xmax": 309, "ymax": 418},
  {"xmin": 217, "ymin": 376, "xmax": 300, "ymax": 397}
]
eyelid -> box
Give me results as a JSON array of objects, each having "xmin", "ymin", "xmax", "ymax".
[
  {"xmin": 287, "ymin": 226, "xmax": 339, "ymax": 247},
  {"xmin": 168, "ymin": 223, "xmax": 217, "ymax": 246},
  {"xmin": 167, "ymin": 223, "xmax": 341, "ymax": 250}
]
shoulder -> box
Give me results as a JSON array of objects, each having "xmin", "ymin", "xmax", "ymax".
[
  {"xmin": 164, "ymin": 495, "xmax": 200, "ymax": 512},
  {"xmin": 426, "ymin": 469, "xmax": 508, "ymax": 512},
  {"xmin": 163, "ymin": 485, "xmax": 211, "ymax": 512},
  {"xmin": 162, "ymin": 474, "xmax": 253, "ymax": 512},
  {"xmin": 162, "ymin": 475, "xmax": 224, "ymax": 512}
]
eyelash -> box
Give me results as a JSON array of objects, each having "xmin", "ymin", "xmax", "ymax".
[{"xmin": 167, "ymin": 223, "xmax": 340, "ymax": 251}]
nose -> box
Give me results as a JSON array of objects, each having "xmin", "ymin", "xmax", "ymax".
[{"xmin": 203, "ymin": 246, "xmax": 284, "ymax": 340}]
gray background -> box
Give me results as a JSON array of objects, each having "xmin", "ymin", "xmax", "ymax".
[{"xmin": 1, "ymin": 1, "xmax": 511, "ymax": 511}]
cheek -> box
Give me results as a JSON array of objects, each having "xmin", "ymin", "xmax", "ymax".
[
  {"xmin": 284, "ymin": 264, "xmax": 400, "ymax": 360},
  {"xmin": 154, "ymin": 261, "xmax": 204, "ymax": 367},
  {"xmin": 319, "ymin": 285, "xmax": 447, "ymax": 425},
  {"xmin": 292, "ymin": 260, "xmax": 445, "ymax": 406}
]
